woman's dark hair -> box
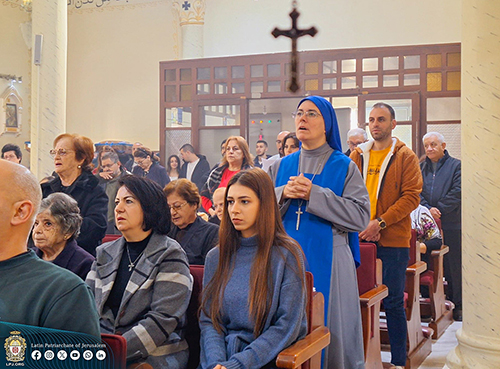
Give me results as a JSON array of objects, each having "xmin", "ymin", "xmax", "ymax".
[
  {"xmin": 39, "ymin": 192, "xmax": 83, "ymax": 242},
  {"xmin": 133, "ymin": 147, "xmax": 158, "ymax": 162},
  {"xmin": 281, "ymin": 132, "xmax": 299, "ymax": 154},
  {"xmin": 1, "ymin": 143, "xmax": 22, "ymax": 162},
  {"xmin": 118, "ymin": 175, "xmax": 170, "ymax": 234},
  {"xmin": 164, "ymin": 179, "xmax": 201, "ymax": 208},
  {"xmin": 201, "ymin": 168, "xmax": 305, "ymax": 337},
  {"xmin": 54, "ymin": 133, "xmax": 95, "ymax": 171},
  {"xmin": 167, "ymin": 154, "xmax": 181, "ymax": 174}
]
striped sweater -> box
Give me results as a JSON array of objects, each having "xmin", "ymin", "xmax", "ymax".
[{"xmin": 86, "ymin": 232, "xmax": 193, "ymax": 367}]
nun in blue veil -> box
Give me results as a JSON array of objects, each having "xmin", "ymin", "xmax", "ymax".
[{"xmin": 269, "ymin": 96, "xmax": 370, "ymax": 369}]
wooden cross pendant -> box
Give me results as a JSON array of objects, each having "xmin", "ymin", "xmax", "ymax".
[
  {"xmin": 296, "ymin": 205, "xmax": 304, "ymax": 231},
  {"xmin": 272, "ymin": 3, "xmax": 317, "ymax": 93}
]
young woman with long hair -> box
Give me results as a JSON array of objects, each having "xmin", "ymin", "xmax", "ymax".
[
  {"xmin": 167, "ymin": 154, "xmax": 181, "ymax": 181},
  {"xmin": 199, "ymin": 168, "xmax": 307, "ymax": 369}
]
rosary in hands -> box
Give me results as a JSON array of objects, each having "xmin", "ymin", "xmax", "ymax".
[{"xmin": 283, "ymin": 173, "xmax": 312, "ymax": 201}]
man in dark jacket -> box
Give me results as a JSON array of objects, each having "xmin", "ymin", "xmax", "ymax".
[
  {"xmin": 179, "ymin": 144, "xmax": 211, "ymax": 192},
  {"xmin": 420, "ymin": 131, "xmax": 462, "ymax": 321},
  {"xmin": 96, "ymin": 151, "xmax": 130, "ymax": 234}
]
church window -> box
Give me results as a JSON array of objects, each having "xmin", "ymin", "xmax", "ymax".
[
  {"xmin": 323, "ymin": 78, "xmax": 337, "ymax": 90},
  {"xmin": 214, "ymin": 83, "xmax": 228, "ymax": 94},
  {"xmin": 322, "ymin": 61, "xmax": 337, "ymax": 74},
  {"xmin": 362, "ymin": 58, "xmax": 378, "ymax": 72},
  {"xmin": 446, "ymin": 71, "xmax": 461, "ymax": 91},
  {"xmin": 165, "ymin": 69, "xmax": 176, "ymax": 82},
  {"xmin": 251, "ymin": 82, "xmax": 263, "ymax": 93},
  {"xmin": 180, "ymin": 68, "xmax": 192, "ymax": 81},
  {"xmin": 305, "ymin": 62, "xmax": 319, "ymax": 75},
  {"xmin": 197, "ymin": 83, "xmax": 210, "ymax": 95},
  {"xmin": 304, "ymin": 79, "xmax": 319, "ymax": 91},
  {"xmin": 363, "ymin": 75, "xmax": 378, "ymax": 88},
  {"xmin": 231, "ymin": 83, "xmax": 245, "ymax": 94},
  {"xmin": 165, "ymin": 86, "xmax": 177, "ymax": 102},
  {"xmin": 267, "ymin": 64, "xmax": 281, "ymax": 77},
  {"xmin": 427, "ymin": 72, "xmax": 442, "ymax": 91},
  {"xmin": 200, "ymin": 105, "xmax": 240, "ymax": 126},
  {"xmin": 180, "ymin": 85, "xmax": 192, "ymax": 101},
  {"xmin": 341, "ymin": 59, "xmax": 356, "ymax": 73},
  {"xmin": 197, "ymin": 67, "xmax": 211, "ymax": 80},
  {"xmin": 383, "ymin": 56, "xmax": 399, "ymax": 70},
  {"xmin": 427, "ymin": 54, "xmax": 442, "ymax": 68},
  {"xmin": 267, "ymin": 81, "xmax": 281, "ymax": 92},
  {"xmin": 447, "ymin": 53, "xmax": 461, "ymax": 67},
  {"xmin": 341, "ymin": 76, "xmax": 356, "ymax": 89},
  {"xmin": 404, "ymin": 55, "xmax": 420, "ymax": 69},
  {"xmin": 404, "ymin": 74, "xmax": 420, "ymax": 86},
  {"xmin": 383, "ymin": 75, "xmax": 399, "ymax": 87},
  {"xmin": 215, "ymin": 67, "xmax": 227, "ymax": 79},
  {"xmin": 232, "ymin": 66, "xmax": 245, "ymax": 79},
  {"xmin": 251, "ymin": 65, "xmax": 263, "ymax": 78}
]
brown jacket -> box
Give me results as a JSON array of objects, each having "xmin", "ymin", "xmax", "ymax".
[{"xmin": 350, "ymin": 138, "xmax": 422, "ymax": 248}]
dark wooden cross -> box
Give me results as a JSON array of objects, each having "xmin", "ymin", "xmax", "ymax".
[{"xmin": 272, "ymin": 2, "xmax": 317, "ymax": 93}]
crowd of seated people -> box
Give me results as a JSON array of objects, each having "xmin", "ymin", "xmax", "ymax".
[{"xmin": 0, "ymin": 95, "xmax": 463, "ymax": 369}]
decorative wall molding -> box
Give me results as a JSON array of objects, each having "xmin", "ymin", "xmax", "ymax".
[
  {"xmin": 172, "ymin": 0, "xmax": 205, "ymax": 26},
  {"xmin": 68, "ymin": 0, "xmax": 168, "ymax": 14},
  {"xmin": 171, "ymin": 2, "xmax": 180, "ymax": 59},
  {"xmin": 1, "ymin": 0, "xmax": 23, "ymax": 10}
]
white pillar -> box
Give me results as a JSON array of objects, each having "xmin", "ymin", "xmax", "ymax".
[
  {"xmin": 30, "ymin": 0, "xmax": 67, "ymax": 179},
  {"xmin": 173, "ymin": 0, "xmax": 205, "ymax": 59},
  {"xmin": 445, "ymin": 1, "xmax": 500, "ymax": 368}
]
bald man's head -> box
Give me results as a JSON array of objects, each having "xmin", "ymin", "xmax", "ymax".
[{"xmin": 0, "ymin": 160, "xmax": 41, "ymax": 241}]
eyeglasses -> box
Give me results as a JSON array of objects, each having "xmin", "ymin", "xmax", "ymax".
[
  {"xmin": 49, "ymin": 149, "xmax": 74, "ymax": 157},
  {"xmin": 292, "ymin": 110, "xmax": 322, "ymax": 119},
  {"xmin": 168, "ymin": 202, "xmax": 188, "ymax": 212}
]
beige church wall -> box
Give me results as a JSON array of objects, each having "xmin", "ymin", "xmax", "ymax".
[
  {"xmin": 203, "ymin": 0, "xmax": 461, "ymax": 57},
  {"xmin": 67, "ymin": 0, "xmax": 177, "ymax": 151},
  {"xmin": 0, "ymin": 2, "xmax": 32, "ymax": 168}
]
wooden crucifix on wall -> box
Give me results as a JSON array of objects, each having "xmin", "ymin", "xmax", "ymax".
[{"xmin": 272, "ymin": 1, "xmax": 317, "ymax": 93}]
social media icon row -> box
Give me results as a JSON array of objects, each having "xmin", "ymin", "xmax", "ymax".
[{"xmin": 31, "ymin": 349, "xmax": 106, "ymax": 361}]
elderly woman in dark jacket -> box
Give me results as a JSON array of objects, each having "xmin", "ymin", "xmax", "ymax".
[
  {"xmin": 33, "ymin": 193, "xmax": 94, "ymax": 280},
  {"xmin": 41, "ymin": 133, "xmax": 108, "ymax": 255},
  {"xmin": 164, "ymin": 179, "xmax": 219, "ymax": 265}
]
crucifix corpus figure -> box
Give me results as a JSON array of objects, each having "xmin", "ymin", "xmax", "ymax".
[{"xmin": 272, "ymin": 1, "xmax": 317, "ymax": 93}]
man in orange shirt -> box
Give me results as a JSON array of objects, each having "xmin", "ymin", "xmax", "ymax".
[{"xmin": 350, "ymin": 102, "xmax": 422, "ymax": 369}]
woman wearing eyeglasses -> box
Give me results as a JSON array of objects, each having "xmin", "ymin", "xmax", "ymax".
[
  {"xmin": 41, "ymin": 133, "xmax": 108, "ymax": 256},
  {"xmin": 269, "ymin": 96, "xmax": 370, "ymax": 369},
  {"xmin": 200, "ymin": 136, "xmax": 254, "ymax": 215},
  {"xmin": 132, "ymin": 146, "xmax": 170, "ymax": 188},
  {"xmin": 164, "ymin": 179, "xmax": 219, "ymax": 265}
]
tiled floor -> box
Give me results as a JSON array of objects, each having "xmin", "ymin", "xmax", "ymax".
[{"xmin": 381, "ymin": 322, "xmax": 462, "ymax": 369}]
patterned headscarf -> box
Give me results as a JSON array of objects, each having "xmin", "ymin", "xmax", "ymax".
[{"xmin": 297, "ymin": 96, "xmax": 342, "ymax": 152}]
